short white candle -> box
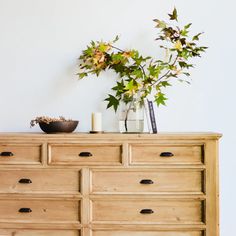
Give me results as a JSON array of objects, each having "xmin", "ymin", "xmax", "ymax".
[{"xmin": 91, "ymin": 112, "xmax": 102, "ymax": 132}]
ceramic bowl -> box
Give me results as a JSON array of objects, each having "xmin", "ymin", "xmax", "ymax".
[{"xmin": 39, "ymin": 121, "xmax": 78, "ymax": 133}]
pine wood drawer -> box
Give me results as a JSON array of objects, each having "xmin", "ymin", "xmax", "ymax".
[
  {"xmin": 91, "ymin": 169, "xmax": 204, "ymax": 194},
  {"xmin": 130, "ymin": 144, "xmax": 203, "ymax": 165},
  {"xmin": 92, "ymin": 230, "xmax": 204, "ymax": 236},
  {"xmin": 0, "ymin": 229, "xmax": 80, "ymax": 236},
  {"xmin": 0, "ymin": 199, "xmax": 80, "ymax": 222},
  {"xmin": 0, "ymin": 144, "xmax": 42, "ymax": 165},
  {"xmin": 0, "ymin": 169, "xmax": 80, "ymax": 193},
  {"xmin": 48, "ymin": 144, "xmax": 122, "ymax": 165},
  {"xmin": 92, "ymin": 199, "xmax": 204, "ymax": 224}
]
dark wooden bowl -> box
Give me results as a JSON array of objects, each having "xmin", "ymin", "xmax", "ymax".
[{"xmin": 39, "ymin": 121, "xmax": 79, "ymax": 134}]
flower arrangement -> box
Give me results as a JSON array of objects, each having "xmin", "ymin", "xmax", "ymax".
[{"xmin": 77, "ymin": 8, "xmax": 207, "ymax": 112}]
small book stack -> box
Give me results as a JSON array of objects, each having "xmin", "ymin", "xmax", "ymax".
[{"xmin": 144, "ymin": 99, "xmax": 158, "ymax": 133}]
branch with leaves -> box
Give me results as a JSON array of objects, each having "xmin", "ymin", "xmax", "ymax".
[{"xmin": 77, "ymin": 8, "xmax": 207, "ymax": 111}]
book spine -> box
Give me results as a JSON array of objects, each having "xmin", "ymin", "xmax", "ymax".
[
  {"xmin": 148, "ymin": 100, "xmax": 157, "ymax": 133},
  {"xmin": 144, "ymin": 99, "xmax": 152, "ymax": 133}
]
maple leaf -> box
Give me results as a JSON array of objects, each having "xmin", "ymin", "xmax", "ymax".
[
  {"xmin": 168, "ymin": 8, "xmax": 178, "ymax": 21},
  {"xmin": 105, "ymin": 94, "xmax": 120, "ymax": 112}
]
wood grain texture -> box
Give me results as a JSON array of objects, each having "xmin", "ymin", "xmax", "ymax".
[
  {"xmin": 48, "ymin": 144, "xmax": 122, "ymax": 166},
  {"xmin": 0, "ymin": 144, "xmax": 42, "ymax": 165},
  {"xmin": 0, "ymin": 132, "xmax": 222, "ymax": 140},
  {"xmin": 205, "ymin": 140, "xmax": 219, "ymax": 236},
  {"xmin": 91, "ymin": 169, "xmax": 204, "ymax": 194},
  {"xmin": 92, "ymin": 198, "xmax": 204, "ymax": 224},
  {"xmin": 130, "ymin": 144, "xmax": 203, "ymax": 165},
  {"xmin": 0, "ymin": 229, "xmax": 80, "ymax": 236},
  {"xmin": 0, "ymin": 199, "xmax": 80, "ymax": 222},
  {"xmin": 0, "ymin": 132, "xmax": 221, "ymax": 236},
  {"xmin": 0, "ymin": 169, "xmax": 80, "ymax": 193},
  {"xmin": 92, "ymin": 230, "xmax": 203, "ymax": 236}
]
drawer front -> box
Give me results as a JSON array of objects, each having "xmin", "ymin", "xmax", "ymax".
[
  {"xmin": 130, "ymin": 144, "xmax": 203, "ymax": 165},
  {"xmin": 92, "ymin": 230, "xmax": 203, "ymax": 236},
  {"xmin": 0, "ymin": 230, "xmax": 80, "ymax": 236},
  {"xmin": 0, "ymin": 144, "xmax": 42, "ymax": 165},
  {"xmin": 0, "ymin": 199, "xmax": 80, "ymax": 222},
  {"xmin": 91, "ymin": 169, "xmax": 204, "ymax": 194},
  {"xmin": 0, "ymin": 169, "xmax": 80, "ymax": 193},
  {"xmin": 92, "ymin": 199, "xmax": 204, "ymax": 224},
  {"xmin": 49, "ymin": 144, "xmax": 122, "ymax": 165}
]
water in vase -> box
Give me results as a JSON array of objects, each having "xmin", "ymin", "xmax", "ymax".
[{"xmin": 119, "ymin": 119, "xmax": 144, "ymax": 133}]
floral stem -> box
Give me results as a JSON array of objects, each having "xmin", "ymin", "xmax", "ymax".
[
  {"xmin": 150, "ymin": 55, "xmax": 179, "ymax": 87},
  {"xmin": 110, "ymin": 45, "xmax": 125, "ymax": 53},
  {"xmin": 124, "ymin": 101, "xmax": 132, "ymax": 132}
]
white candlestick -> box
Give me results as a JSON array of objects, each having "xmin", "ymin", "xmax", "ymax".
[{"xmin": 91, "ymin": 112, "xmax": 102, "ymax": 132}]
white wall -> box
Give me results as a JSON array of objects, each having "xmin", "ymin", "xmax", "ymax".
[{"xmin": 0, "ymin": 0, "xmax": 235, "ymax": 234}]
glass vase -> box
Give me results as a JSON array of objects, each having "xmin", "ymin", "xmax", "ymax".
[{"xmin": 118, "ymin": 95, "xmax": 144, "ymax": 133}]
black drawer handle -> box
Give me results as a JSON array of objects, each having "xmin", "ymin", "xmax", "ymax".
[
  {"xmin": 18, "ymin": 178, "xmax": 32, "ymax": 184},
  {"xmin": 0, "ymin": 151, "xmax": 14, "ymax": 157},
  {"xmin": 140, "ymin": 209, "xmax": 154, "ymax": 214},
  {"xmin": 19, "ymin": 208, "xmax": 32, "ymax": 213},
  {"xmin": 140, "ymin": 179, "xmax": 154, "ymax": 185},
  {"xmin": 160, "ymin": 152, "xmax": 174, "ymax": 157},
  {"xmin": 79, "ymin": 152, "xmax": 93, "ymax": 157}
]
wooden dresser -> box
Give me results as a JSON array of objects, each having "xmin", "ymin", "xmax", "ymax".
[{"xmin": 0, "ymin": 132, "xmax": 221, "ymax": 236}]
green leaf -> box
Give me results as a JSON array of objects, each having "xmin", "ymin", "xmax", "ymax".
[
  {"xmin": 98, "ymin": 43, "xmax": 106, "ymax": 52},
  {"xmin": 91, "ymin": 40, "xmax": 96, "ymax": 47},
  {"xmin": 112, "ymin": 80, "xmax": 126, "ymax": 96},
  {"xmin": 192, "ymin": 33, "xmax": 203, "ymax": 41},
  {"xmin": 180, "ymin": 29, "xmax": 188, "ymax": 37},
  {"xmin": 104, "ymin": 94, "xmax": 120, "ymax": 112},
  {"xmin": 112, "ymin": 80, "xmax": 125, "ymax": 91},
  {"xmin": 179, "ymin": 61, "xmax": 193, "ymax": 69},
  {"xmin": 131, "ymin": 68, "xmax": 143, "ymax": 78},
  {"xmin": 155, "ymin": 36, "xmax": 165, "ymax": 41},
  {"xmin": 183, "ymin": 72, "xmax": 191, "ymax": 77},
  {"xmin": 198, "ymin": 46, "xmax": 208, "ymax": 52},
  {"xmin": 122, "ymin": 94, "xmax": 133, "ymax": 104},
  {"xmin": 83, "ymin": 46, "xmax": 93, "ymax": 56},
  {"xmin": 156, "ymin": 84, "xmax": 161, "ymax": 91},
  {"xmin": 147, "ymin": 65, "xmax": 161, "ymax": 78},
  {"xmin": 159, "ymin": 81, "xmax": 171, "ymax": 87},
  {"xmin": 125, "ymin": 79, "xmax": 135, "ymax": 91},
  {"xmin": 168, "ymin": 7, "xmax": 178, "ymax": 21},
  {"xmin": 110, "ymin": 63, "xmax": 127, "ymax": 76},
  {"xmin": 111, "ymin": 53, "xmax": 124, "ymax": 62},
  {"xmin": 155, "ymin": 92, "xmax": 168, "ymax": 106},
  {"xmin": 185, "ymin": 23, "xmax": 192, "ymax": 29},
  {"xmin": 178, "ymin": 79, "xmax": 191, "ymax": 84},
  {"xmin": 112, "ymin": 35, "xmax": 119, "ymax": 43},
  {"xmin": 153, "ymin": 19, "xmax": 167, "ymax": 29},
  {"xmin": 78, "ymin": 72, "xmax": 88, "ymax": 79},
  {"xmin": 180, "ymin": 24, "xmax": 192, "ymax": 37}
]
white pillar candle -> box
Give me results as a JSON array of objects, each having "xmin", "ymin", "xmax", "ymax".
[{"xmin": 91, "ymin": 112, "xmax": 102, "ymax": 132}]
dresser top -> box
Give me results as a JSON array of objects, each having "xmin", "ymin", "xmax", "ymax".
[{"xmin": 0, "ymin": 132, "xmax": 222, "ymax": 140}]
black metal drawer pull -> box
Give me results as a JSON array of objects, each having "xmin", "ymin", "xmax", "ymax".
[
  {"xmin": 79, "ymin": 152, "xmax": 93, "ymax": 157},
  {"xmin": 140, "ymin": 179, "xmax": 154, "ymax": 185},
  {"xmin": 18, "ymin": 178, "xmax": 32, "ymax": 184},
  {"xmin": 0, "ymin": 151, "xmax": 14, "ymax": 157},
  {"xmin": 140, "ymin": 209, "xmax": 154, "ymax": 214},
  {"xmin": 160, "ymin": 152, "xmax": 174, "ymax": 157},
  {"xmin": 19, "ymin": 208, "xmax": 32, "ymax": 213}
]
